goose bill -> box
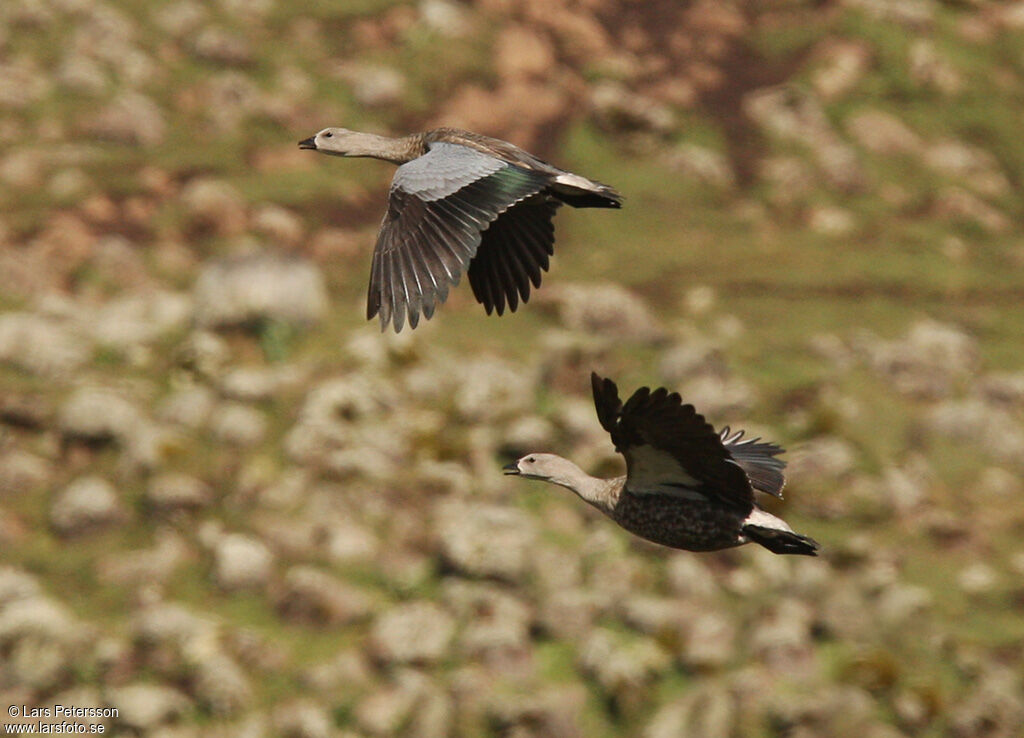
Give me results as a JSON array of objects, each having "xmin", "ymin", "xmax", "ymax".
[
  {"xmin": 502, "ymin": 461, "xmax": 521, "ymax": 475},
  {"xmin": 298, "ymin": 137, "xmax": 317, "ymax": 150}
]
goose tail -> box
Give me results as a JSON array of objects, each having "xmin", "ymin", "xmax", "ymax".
[
  {"xmin": 741, "ymin": 508, "xmax": 819, "ymax": 556},
  {"xmin": 552, "ymin": 173, "xmax": 623, "ymax": 209}
]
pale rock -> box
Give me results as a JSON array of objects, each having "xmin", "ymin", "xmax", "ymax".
[
  {"xmin": 190, "ymin": 651, "xmax": 253, "ymax": 715},
  {"xmin": 0, "ymin": 567, "xmax": 42, "ymax": 606},
  {"xmin": 681, "ymin": 613, "xmax": 735, "ymax": 669},
  {"xmin": 591, "ymin": 81, "xmax": 676, "ymax": 134},
  {"xmin": 90, "ymin": 291, "xmax": 192, "ymax": 348},
  {"xmin": 846, "ymin": 109, "xmax": 923, "ymax": 156},
  {"xmin": 0, "ymin": 597, "xmax": 80, "ymax": 650},
  {"xmin": 666, "ymin": 554, "xmax": 720, "ymax": 599},
  {"xmin": 876, "ymin": 583, "xmax": 932, "ymax": 626},
  {"xmin": 924, "ymin": 139, "xmax": 1009, "ymax": 198},
  {"xmin": 106, "ymin": 684, "xmax": 190, "ymax": 732},
  {"xmin": 858, "ymin": 319, "xmax": 978, "ymax": 398},
  {"xmin": 442, "ymin": 580, "xmax": 532, "ymax": 656},
  {"xmin": 958, "ymin": 563, "xmax": 999, "ymax": 595},
  {"xmin": 496, "ymin": 25, "xmax": 556, "ymax": 80},
  {"xmin": 355, "ymin": 671, "xmax": 428, "ymax": 736},
  {"xmin": 484, "ymin": 686, "xmax": 586, "ymax": 738},
  {"xmin": 370, "ymin": 601, "xmax": 455, "ymax": 665},
  {"xmin": 950, "ymin": 667, "xmax": 1024, "ymax": 737},
  {"xmin": 49, "ymin": 167, "xmax": 93, "ymax": 200},
  {"xmin": 881, "ymin": 456, "xmax": 931, "ymax": 512},
  {"xmin": 210, "ymin": 402, "xmax": 267, "ymax": 447},
  {"xmin": 926, "ymin": 399, "xmax": 1024, "ymax": 461},
  {"xmin": 180, "ymin": 178, "xmax": 246, "ymax": 236},
  {"xmin": 272, "ymin": 700, "xmax": 332, "ymax": 738},
  {"xmin": 0, "ymin": 59, "xmax": 50, "ymax": 109},
  {"xmin": 0, "ymin": 313, "xmax": 90, "ymax": 377},
  {"xmin": 99, "ymin": 531, "xmax": 190, "ymax": 585},
  {"xmin": 213, "ymin": 534, "xmax": 274, "ymax": 591},
  {"xmin": 155, "ymin": 2, "xmax": 207, "ymax": 37},
  {"xmin": 277, "ymin": 566, "xmax": 374, "ymax": 625},
  {"xmin": 174, "ymin": 330, "xmax": 231, "ymax": 378},
  {"xmin": 579, "ymin": 627, "xmax": 671, "ymax": 690},
  {"xmin": 194, "ymin": 254, "xmax": 328, "ymax": 328},
  {"xmin": 908, "ymin": 39, "xmax": 962, "ymax": 95},
  {"xmin": 0, "ymin": 450, "xmax": 52, "ymax": 495},
  {"xmin": 325, "ymin": 520, "xmax": 380, "ymax": 563},
  {"xmin": 9, "ymin": 636, "xmax": 70, "ymax": 690},
  {"xmin": 971, "ymin": 467, "xmax": 1021, "ymax": 498},
  {"xmin": 159, "ymin": 386, "xmax": 216, "ymax": 429},
  {"xmin": 252, "ymin": 205, "xmax": 304, "ymax": 247},
  {"xmin": 537, "ymin": 587, "xmax": 606, "ymax": 639},
  {"xmin": 807, "ymin": 205, "xmax": 856, "ymax": 236},
  {"xmin": 744, "ymin": 85, "xmax": 863, "ymax": 192},
  {"xmin": 338, "ymin": 63, "xmax": 406, "ymax": 107},
  {"xmin": 192, "ymin": 26, "xmax": 253, "ymax": 65},
  {"xmin": 146, "ymin": 473, "xmax": 212, "ymax": 512},
  {"xmin": 644, "ymin": 685, "xmax": 735, "ymax": 738},
  {"xmin": 932, "ymin": 186, "xmax": 1009, "ymax": 233},
  {"xmin": 435, "ymin": 499, "xmax": 537, "ymax": 581},
  {"xmin": 419, "ymin": 0, "xmax": 471, "ymax": 37},
  {"xmin": 132, "ymin": 602, "xmax": 217, "ymax": 653},
  {"xmin": 301, "ymin": 649, "xmax": 372, "ymax": 694},
  {"xmin": 552, "ymin": 282, "xmax": 664, "ymax": 342},
  {"xmin": 454, "ymin": 357, "xmax": 535, "ymax": 422},
  {"xmin": 978, "ymin": 372, "xmax": 1024, "ymax": 407},
  {"xmin": 620, "ymin": 595, "xmax": 694, "ymax": 637},
  {"xmin": 812, "ymin": 40, "xmax": 871, "ymax": 99},
  {"xmin": 502, "ymin": 415, "xmax": 556, "ymax": 452},
  {"xmin": 668, "ymin": 143, "xmax": 735, "ymax": 188},
  {"xmin": 59, "ymin": 386, "xmax": 144, "ymax": 443},
  {"xmin": 203, "ymin": 71, "xmax": 261, "ymax": 131},
  {"xmin": 82, "ymin": 93, "xmax": 166, "ymax": 146},
  {"xmin": 680, "ymin": 374, "xmax": 756, "ymax": 416},
  {"xmin": 50, "ymin": 476, "xmax": 124, "ymax": 535},
  {"xmin": 758, "ymin": 155, "xmax": 814, "ymax": 203},
  {"xmin": 842, "ymin": 0, "xmax": 935, "ymax": 27},
  {"xmin": 787, "ymin": 436, "xmax": 858, "ymax": 481}
]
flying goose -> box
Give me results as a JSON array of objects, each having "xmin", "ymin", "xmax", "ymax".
[
  {"xmin": 504, "ymin": 373, "xmax": 820, "ymax": 556},
  {"xmin": 298, "ymin": 127, "xmax": 621, "ymax": 332}
]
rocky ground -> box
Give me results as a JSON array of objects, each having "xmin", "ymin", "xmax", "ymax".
[{"xmin": 2, "ymin": 0, "xmax": 1024, "ymax": 736}]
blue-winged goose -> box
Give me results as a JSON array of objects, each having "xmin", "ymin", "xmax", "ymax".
[
  {"xmin": 298, "ymin": 127, "xmax": 622, "ymax": 332},
  {"xmin": 504, "ymin": 373, "xmax": 820, "ymax": 556}
]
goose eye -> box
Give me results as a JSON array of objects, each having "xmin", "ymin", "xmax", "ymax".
[
  {"xmin": 526, "ymin": 457, "xmax": 535, "ymax": 463},
  {"xmin": 324, "ymin": 131, "xmax": 333, "ymax": 138}
]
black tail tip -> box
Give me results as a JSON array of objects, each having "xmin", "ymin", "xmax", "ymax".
[{"xmin": 745, "ymin": 526, "xmax": 820, "ymax": 556}]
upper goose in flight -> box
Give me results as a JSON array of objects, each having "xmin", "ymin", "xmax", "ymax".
[
  {"xmin": 504, "ymin": 373, "xmax": 820, "ymax": 556},
  {"xmin": 299, "ymin": 127, "xmax": 621, "ymax": 332}
]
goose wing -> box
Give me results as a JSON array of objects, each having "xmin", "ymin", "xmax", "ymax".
[
  {"xmin": 370, "ymin": 142, "xmax": 549, "ymax": 332},
  {"xmin": 467, "ymin": 194, "xmax": 560, "ymax": 316},
  {"xmin": 719, "ymin": 426, "xmax": 786, "ymax": 498},
  {"xmin": 591, "ymin": 373, "xmax": 754, "ymax": 512}
]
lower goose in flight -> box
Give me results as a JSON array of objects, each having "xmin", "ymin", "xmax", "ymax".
[
  {"xmin": 504, "ymin": 373, "xmax": 820, "ymax": 556},
  {"xmin": 299, "ymin": 127, "xmax": 621, "ymax": 332}
]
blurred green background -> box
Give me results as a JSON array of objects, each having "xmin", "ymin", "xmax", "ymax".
[{"xmin": 2, "ymin": 0, "xmax": 1023, "ymax": 736}]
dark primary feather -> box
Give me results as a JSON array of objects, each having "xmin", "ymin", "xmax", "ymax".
[
  {"xmin": 469, "ymin": 195, "xmax": 559, "ymax": 315},
  {"xmin": 590, "ymin": 373, "xmax": 754, "ymax": 512},
  {"xmin": 371, "ymin": 154, "xmax": 549, "ymax": 331},
  {"xmin": 720, "ymin": 427, "xmax": 787, "ymax": 499}
]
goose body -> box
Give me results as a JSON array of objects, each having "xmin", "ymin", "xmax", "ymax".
[
  {"xmin": 299, "ymin": 127, "xmax": 621, "ymax": 332},
  {"xmin": 504, "ymin": 373, "xmax": 820, "ymax": 556}
]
